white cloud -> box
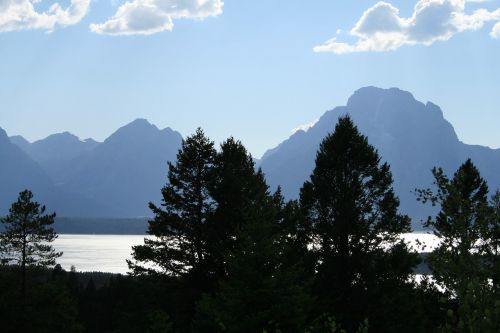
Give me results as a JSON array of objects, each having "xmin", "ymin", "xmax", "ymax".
[
  {"xmin": 465, "ymin": 0, "xmax": 492, "ymax": 3},
  {"xmin": 90, "ymin": 0, "xmax": 223, "ymax": 35},
  {"xmin": 0, "ymin": 0, "xmax": 89, "ymax": 32},
  {"xmin": 314, "ymin": 0, "xmax": 500, "ymax": 54},
  {"xmin": 492, "ymin": 20, "xmax": 500, "ymax": 37}
]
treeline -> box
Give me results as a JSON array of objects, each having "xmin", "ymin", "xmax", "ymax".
[
  {"xmin": 1, "ymin": 116, "xmax": 500, "ymax": 332},
  {"xmin": 53, "ymin": 217, "xmax": 149, "ymax": 235}
]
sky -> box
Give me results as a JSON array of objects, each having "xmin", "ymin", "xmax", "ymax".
[{"xmin": 1, "ymin": 0, "xmax": 499, "ymax": 158}]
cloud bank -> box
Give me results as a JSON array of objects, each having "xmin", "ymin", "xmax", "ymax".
[
  {"xmin": 314, "ymin": 0, "xmax": 500, "ymax": 54},
  {"xmin": 0, "ymin": 0, "xmax": 89, "ymax": 32},
  {"xmin": 90, "ymin": 0, "xmax": 223, "ymax": 35}
]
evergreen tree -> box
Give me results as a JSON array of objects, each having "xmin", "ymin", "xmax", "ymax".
[
  {"xmin": 207, "ymin": 137, "xmax": 266, "ymax": 282},
  {"xmin": 417, "ymin": 160, "xmax": 490, "ymax": 293},
  {"xmin": 417, "ymin": 159, "xmax": 499, "ymax": 331},
  {"xmin": 300, "ymin": 116, "xmax": 418, "ymax": 331},
  {"xmin": 194, "ymin": 187, "xmax": 311, "ymax": 333},
  {"xmin": 128, "ymin": 128, "xmax": 217, "ymax": 292},
  {"xmin": 486, "ymin": 190, "xmax": 500, "ymax": 294},
  {"xmin": 0, "ymin": 189, "xmax": 62, "ymax": 298},
  {"xmin": 193, "ymin": 138, "xmax": 312, "ymax": 332}
]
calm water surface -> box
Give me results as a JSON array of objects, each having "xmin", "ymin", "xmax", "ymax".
[
  {"xmin": 54, "ymin": 234, "xmax": 146, "ymax": 274},
  {"xmin": 54, "ymin": 233, "xmax": 440, "ymax": 274}
]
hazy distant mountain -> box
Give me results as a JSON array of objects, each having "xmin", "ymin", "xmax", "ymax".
[
  {"xmin": 62, "ymin": 119, "xmax": 183, "ymax": 217},
  {"xmin": 4, "ymin": 90, "xmax": 499, "ymax": 223},
  {"xmin": 9, "ymin": 135, "xmax": 31, "ymax": 153},
  {"xmin": 259, "ymin": 87, "xmax": 500, "ymax": 228},
  {"xmin": 10, "ymin": 132, "xmax": 100, "ymax": 185},
  {"xmin": 4, "ymin": 119, "xmax": 182, "ymax": 217},
  {"xmin": 0, "ymin": 128, "xmax": 54, "ymax": 210},
  {"xmin": 0, "ymin": 128, "xmax": 110, "ymax": 217}
]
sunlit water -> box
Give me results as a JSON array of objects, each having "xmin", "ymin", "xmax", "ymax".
[
  {"xmin": 53, "ymin": 233, "xmax": 441, "ymax": 274},
  {"xmin": 54, "ymin": 234, "xmax": 147, "ymax": 274}
]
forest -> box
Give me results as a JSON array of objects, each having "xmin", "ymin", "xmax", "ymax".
[{"xmin": 1, "ymin": 116, "xmax": 500, "ymax": 332}]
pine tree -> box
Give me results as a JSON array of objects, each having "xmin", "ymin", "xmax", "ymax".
[
  {"xmin": 194, "ymin": 187, "xmax": 311, "ymax": 333},
  {"xmin": 300, "ymin": 115, "xmax": 418, "ymax": 331},
  {"xmin": 128, "ymin": 128, "xmax": 217, "ymax": 292},
  {"xmin": 0, "ymin": 189, "xmax": 62, "ymax": 298},
  {"xmin": 488, "ymin": 190, "xmax": 500, "ymax": 294},
  {"xmin": 192, "ymin": 137, "xmax": 312, "ymax": 332},
  {"xmin": 418, "ymin": 160, "xmax": 491, "ymax": 292},
  {"xmin": 207, "ymin": 137, "xmax": 265, "ymax": 282},
  {"xmin": 417, "ymin": 159, "xmax": 500, "ymax": 331}
]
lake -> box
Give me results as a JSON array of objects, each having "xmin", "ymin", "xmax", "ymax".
[
  {"xmin": 53, "ymin": 233, "xmax": 440, "ymax": 274},
  {"xmin": 54, "ymin": 234, "xmax": 146, "ymax": 274}
]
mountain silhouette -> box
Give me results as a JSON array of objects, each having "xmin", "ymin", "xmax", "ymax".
[
  {"xmin": 9, "ymin": 135, "xmax": 31, "ymax": 153},
  {"xmin": 10, "ymin": 132, "xmax": 100, "ymax": 185},
  {"xmin": 7, "ymin": 119, "xmax": 182, "ymax": 217},
  {"xmin": 61, "ymin": 119, "xmax": 183, "ymax": 217},
  {"xmin": 4, "ymin": 90, "xmax": 499, "ymax": 225},
  {"xmin": 259, "ymin": 87, "xmax": 500, "ymax": 228},
  {"xmin": 0, "ymin": 128, "xmax": 110, "ymax": 217}
]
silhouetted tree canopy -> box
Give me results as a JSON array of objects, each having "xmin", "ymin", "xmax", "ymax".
[
  {"xmin": 300, "ymin": 115, "xmax": 419, "ymax": 331},
  {"xmin": 418, "ymin": 159, "xmax": 500, "ymax": 331},
  {"xmin": 0, "ymin": 189, "xmax": 61, "ymax": 297},
  {"xmin": 128, "ymin": 128, "xmax": 217, "ymax": 292},
  {"xmin": 4, "ymin": 124, "xmax": 500, "ymax": 332},
  {"xmin": 194, "ymin": 183, "xmax": 311, "ymax": 333}
]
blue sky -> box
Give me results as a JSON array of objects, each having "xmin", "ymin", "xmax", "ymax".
[{"xmin": 1, "ymin": 0, "xmax": 499, "ymax": 158}]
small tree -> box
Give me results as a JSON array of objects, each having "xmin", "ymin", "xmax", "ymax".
[
  {"xmin": 417, "ymin": 160, "xmax": 491, "ymax": 293},
  {"xmin": 0, "ymin": 190, "xmax": 62, "ymax": 298},
  {"xmin": 485, "ymin": 190, "xmax": 500, "ymax": 294},
  {"xmin": 417, "ymin": 159, "xmax": 499, "ymax": 331}
]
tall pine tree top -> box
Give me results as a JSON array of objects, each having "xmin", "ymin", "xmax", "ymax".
[
  {"xmin": 301, "ymin": 115, "xmax": 411, "ymax": 252},
  {"xmin": 300, "ymin": 115, "xmax": 417, "ymax": 331},
  {"xmin": 129, "ymin": 128, "xmax": 217, "ymax": 290}
]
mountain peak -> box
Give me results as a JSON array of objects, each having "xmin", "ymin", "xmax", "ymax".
[
  {"xmin": 347, "ymin": 86, "xmax": 417, "ymax": 110},
  {"xmin": 259, "ymin": 86, "xmax": 480, "ymax": 228},
  {"xmin": 115, "ymin": 118, "xmax": 157, "ymax": 134},
  {"xmin": 34, "ymin": 132, "xmax": 81, "ymax": 145},
  {"xmin": 10, "ymin": 135, "xmax": 30, "ymax": 144},
  {"xmin": 128, "ymin": 118, "xmax": 155, "ymax": 128},
  {"xmin": 105, "ymin": 119, "xmax": 160, "ymax": 146},
  {"xmin": 9, "ymin": 135, "xmax": 31, "ymax": 153}
]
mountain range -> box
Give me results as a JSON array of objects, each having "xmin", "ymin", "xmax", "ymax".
[
  {"xmin": 258, "ymin": 87, "xmax": 500, "ymax": 223},
  {"xmin": 1, "ymin": 119, "xmax": 182, "ymax": 217},
  {"xmin": 1, "ymin": 87, "xmax": 499, "ymax": 229}
]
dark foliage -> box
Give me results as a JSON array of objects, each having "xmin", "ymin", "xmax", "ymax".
[
  {"xmin": 0, "ymin": 190, "xmax": 62, "ymax": 299},
  {"xmin": 194, "ymin": 180, "xmax": 311, "ymax": 332},
  {"xmin": 128, "ymin": 128, "xmax": 217, "ymax": 292},
  {"xmin": 3, "ymin": 124, "xmax": 500, "ymax": 333},
  {"xmin": 417, "ymin": 159, "xmax": 500, "ymax": 331},
  {"xmin": 299, "ymin": 116, "xmax": 422, "ymax": 332}
]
